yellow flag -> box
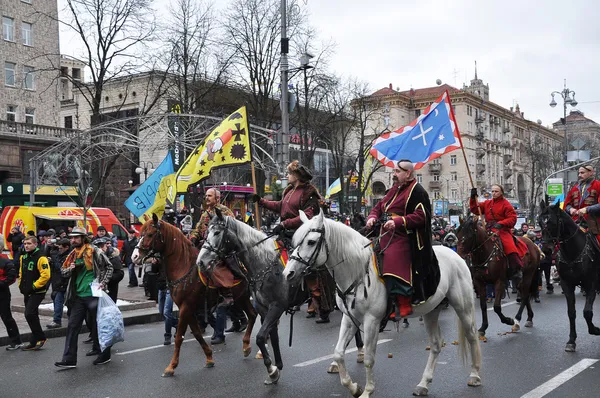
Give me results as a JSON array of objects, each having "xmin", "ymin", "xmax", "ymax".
[
  {"xmin": 168, "ymin": 106, "xmax": 252, "ymax": 204},
  {"xmin": 146, "ymin": 173, "xmax": 176, "ymax": 219}
]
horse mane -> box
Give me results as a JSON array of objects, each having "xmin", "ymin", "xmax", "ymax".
[
  {"xmin": 224, "ymin": 217, "xmax": 278, "ymax": 264},
  {"xmin": 143, "ymin": 220, "xmax": 198, "ymax": 265}
]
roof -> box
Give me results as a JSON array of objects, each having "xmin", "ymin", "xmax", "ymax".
[
  {"xmin": 371, "ymin": 84, "xmax": 398, "ymax": 97},
  {"xmin": 398, "ymin": 84, "xmax": 460, "ymax": 98}
]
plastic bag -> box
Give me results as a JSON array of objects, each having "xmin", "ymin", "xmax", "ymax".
[{"xmin": 97, "ymin": 291, "xmax": 125, "ymax": 351}]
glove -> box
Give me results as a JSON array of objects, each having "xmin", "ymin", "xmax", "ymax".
[
  {"xmin": 251, "ymin": 194, "xmax": 261, "ymax": 203},
  {"xmin": 470, "ymin": 188, "xmax": 478, "ymax": 198},
  {"xmin": 492, "ymin": 223, "xmax": 503, "ymax": 230},
  {"xmin": 272, "ymin": 224, "xmax": 284, "ymax": 235}
]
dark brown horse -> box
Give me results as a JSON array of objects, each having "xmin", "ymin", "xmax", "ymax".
[
  {"xmin": 131, "ymin": 214, "xmax": 257, "ymax": 376},
  {"xmin": 457, "ymin": 216, "xmax": 541, "ymax": 337}
]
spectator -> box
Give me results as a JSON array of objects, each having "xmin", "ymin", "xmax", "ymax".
[
  {"xmin": 121, "ymin": 229, "xmax": 139, "ymax": 287},
  {"xmin": 55, "ymin": 227, "xmax": 113, "ymax": 369},
  {"xmin": 94, "ymin": 238, "xmax": 124, "ymax": 303},
  {"xmin": 157, "ymin": 263, "xmax": 178, "ymax": 345},
  {"xmin": 18, "ymin": 236, "xmax": 50, "ymax": 350},
  {"xmin": 0, "ymin": 256, "xmax": 23, "ymax": 350},
  {"xmin": 95, "ymin": 226, "xmax": 117, "ymax": 247},
  {"xmin": 7, "ymin": 227, "xmax": 25, "ymax": 261},
  {"xmin": 46, "ymin": 239, "xmax": 71, "ymax": 329}
]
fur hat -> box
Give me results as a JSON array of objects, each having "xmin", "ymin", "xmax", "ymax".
[{"xmin": 287, "ymin": 160, "xmax": 313, "ymax": 182}]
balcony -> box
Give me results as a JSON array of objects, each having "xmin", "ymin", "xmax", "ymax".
[
  {"xmin": 476, "ymin": 179, "xmax": 486, "ymax": 187},
  {"xmin": 503, "ymin": 127, "xmax": 510, "ymax": 134},
  {"xmin": 429, "ymin": 180, "xmax": 442, "ymax": 189},
  {"xmin": 476, "ymin": 164, "xmax": 486, "ymax": 175},
  {"xmin": 475, "ymin": 116, "xmax": 485, "ymax": 124},
  {"xmin": 504, "ymin": 169, "xmax": 513, "ymax": 179},
  {"xmin": 503, "ymin": 154, "xmax": 513, "ymax": 164},
  {"xmin": 0, "ymin": 120, "xmax": 78, "ymax": 143},
  {"xmin": 476, "ymin": 148, "xmax": 486, "ymax": 159},
  {"xmin": 504, "ymin": 183, "xmax": 514, "ymax": 192},
  {"xmin": 429, "ymin": 163, "xmax": 442, "ymax": 173},
  {"xmin": 475, "ymin": 132, "xmax": 484, "ymax": 141}
]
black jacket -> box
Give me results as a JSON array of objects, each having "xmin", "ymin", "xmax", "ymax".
[
  {"xmin": 50, "ymin": 248, "xmax": 70, "ymax": 292},
  {"xmin": 7, "ymin": 231, "xmax": 25, "ymax": 255},
  {"xmin": 121, "ymin": 237, "xmax": 138, "ymax": 265},
  {"xmin": 0, "ymin": 258, "xmax": 17, "ymax": 292}
]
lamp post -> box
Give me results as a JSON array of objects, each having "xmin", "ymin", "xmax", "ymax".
[
  {"xmin": 135, "ymin": 161, "xmax": 155, "ymax": 182},
  {"xmin": 549, "ymin": 79, "xmax": 578, "ymax": 196}
]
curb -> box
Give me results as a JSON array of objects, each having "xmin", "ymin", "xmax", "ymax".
[
  {"xmin": 11, "ymin": 300, "xmax": 157, "ymax": 319},
  {"xmin": 0, "ymin": 309, "xmax": 177, "ymax": 348}
]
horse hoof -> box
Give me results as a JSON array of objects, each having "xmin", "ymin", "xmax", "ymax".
[
  {"xmin": 243, "ymin": 346, "xmax": 252, "ymax": 357},
  {"xmin": 357, "ymin": 349, "xmax": 365, "ymax": 364},
  {"xmin": 327, "ymin": 363, "xmax": 339, "ymax": 373},
  {"xmin": 478, "ymin": 330, "xmax": 485, "ymax": 337},
  {"xmin": 205, "ymin": 360, "xmax": 215, "ymax": 368},
  {"xmin": 478, "ymin": 335, "xmax": 487, "ymax": 342},
  {"xmin": 412, "ymin": 386, "xmax": 429, "ymax": 396},
  {"xmin": 255, "ymin": 351, "xmax": 263, "ymax": 359},
  {"xmin": 468, "ymin": 376, "xmax": 482, "ymax": 387},
  {"xmin": 565, "ymin": 343, "xmax": 576, "ymax": 352},
  {"xmin": 511, "ymin": 323, "xmax": 520, "ymax": 333},
  {"xmin": 162, "ymin": 369, "xmax": 174, "ymax": 377},
  {"xmin": 264, "ymin": 367, "xmax": 280, "ymax": 385},
  {"xmin": 525, "ymin": 321, "xmax": 533, "ymax": 328},
  {"xmin": 352, "ymin": 385, "xmax": 364, "ymax": 397}
]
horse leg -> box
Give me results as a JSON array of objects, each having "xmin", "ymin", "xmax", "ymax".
[
  {"xmin": 524, "ymin": 270, "xmax": 537, "ymax": 328},
  {"xmin": 493, "ymin": 280, "xmax": 514, "ymax": 327},
  {"xmin": 239, "ymin": 297, "xmax": 257, "ymax": 357},
  {"xmin": 334, "ymin": 314, "xmax": 362, "ymax": 397},
  {"xmin": 513, "ymin": 271, "xmax": 533, "ymax": 331},
  {"xmin": 355, "ymin": 331, "xmax": 365, "ymax": 364},
  {"xmin": 476, "ymin": 281, "xmax": 489, "ymax": 338},
  {"xmin": 163, "ymin": 302, "xmax": 190, "ymax": 377},
  {"xmin": 561, "ymin": 279, "xmax": 578, "ymax": 352},
  {"xmin": 268, "ymin": 325, "xmax": 283, "ymax": 370},
  {"xmin": 414, "ymin": 308, "xmax": 443, "ymax": 396},
  {"xmin": 357, "ymin": 314, "xmax": 380, "ymax": 398},
  {"xmin": 188, "ymin": 314, "xmax": 214, "ymax": 368},
  {"xmin": 257, "ymin": 306, "xmax": 284, "ymax": 385},
  {"xmin": 582, "ymin": 283, "xmax": 600, "ymax": 335}
]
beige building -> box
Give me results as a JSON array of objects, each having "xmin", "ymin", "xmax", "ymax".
[
  {"xmin": 1, "ymin": 0, "xmax": 61, "ymax": 126},
  {"xmin": 363, "ymin": 73, "xmax": 564, "ymax": 213}
]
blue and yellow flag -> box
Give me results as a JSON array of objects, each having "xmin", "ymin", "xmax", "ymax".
[
  {"xmin": 168, "ymin": 106, "xmax": 251, "ymax": 204},
  {"xmin": 325, "ymin": 178, "xmax": 341, "ymax": 199}
]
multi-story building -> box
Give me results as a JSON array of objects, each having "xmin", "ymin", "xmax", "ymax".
[
  {"xmin": 1, "ymin": 0, "xmax": 60, "ymax": 126},
  {"xmin": 553, "ymin": 110, "xmax": 600, "ymax": 173},
  {"xmin": 364, "ymin": 72, "xmax": 564, "ymax": 214}
]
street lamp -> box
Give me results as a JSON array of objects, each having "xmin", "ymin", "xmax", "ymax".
[
  {"xmin": 549, "ymin": 79, "xmax": 578, "ymax": 196},
  {"xmin": 135, "ymin": 161, "xmax": 155, "ymax": 181}
]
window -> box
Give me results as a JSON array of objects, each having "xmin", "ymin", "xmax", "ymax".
[
  {"xmin": 23, "ymin": 66, "xmax": 34, "ymax": 89},
  {"xmin": 433, "ymin": 190, "xmax": 441, "ymax": 199},
  {"xmin": 112, "ymin": 224, "xmax": 127, "ymax": 240},
  {"xmin": 451, "ymin": 172, "xmax": 458, "ymax": 181},
  {"xmin": 5, "ymin": 62, "xmax": 16, "ymax": 86},
  {"xmin": 433, "ymin": 174, "xmax": 441, "ymax": 182},
  {"xmin": 6, "ymin": 105, "xmax": 17, "ymax": 122},
  {"xmin": 64, "ymin": 115, "xmax": 73, "ymax": 129},
  {"xmin": 451, "ymin": 189, "xmax": 458, "ymax": 200},
  {"xmin": 415, "ymin": 109, "xmax": 421, "ymax": 117},
  {"xmin": 3, "ymin": 17, "xmax": 14, "ymax": 41},
  {"xmin": 450, "ymin": 155, "xmax": 457, "ymax": 165},
  {"xmin": 383, "ymin": 115, "xmax": 390, "ymax": 127},
  {"xmin": 416, "ymin": 174, "xmax": 423, "ymax": 183},
  {"xmin": 72, "ymin": 68, "xmax": 81, "ymax": 81},
  {"xmin": 22, "ymin": 22, "xmax": 32, "ymax": 45},
  {"xmin": 25, "ymin": 108, "xmax": 34, "ymax": 124}
]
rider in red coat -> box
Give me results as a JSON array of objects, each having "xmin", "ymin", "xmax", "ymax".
[
  {"xmin": 564, "ymin": 165, "xmax": 600, "ymax": 243},
  {"xmin": 469, "ymin": 184, "xmax": 528, "ymax": 282}
]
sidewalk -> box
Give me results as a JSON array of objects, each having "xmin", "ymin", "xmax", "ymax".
[{"xmin": 1, "ymin": 274, "xmax": 168, "ymax": 347}]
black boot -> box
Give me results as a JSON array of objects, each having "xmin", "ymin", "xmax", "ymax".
[{"xmin": 225, "ymin": 321, "xmax": 241, "ymax": 333}]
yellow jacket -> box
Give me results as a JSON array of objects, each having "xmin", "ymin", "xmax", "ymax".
[{"xmin": 18, "ymin": 247, "xmax": 51, "ymax": 294}]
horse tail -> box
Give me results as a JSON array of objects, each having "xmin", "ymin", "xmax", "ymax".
[{"xmin": 456, "ymin": 282, "xmax": 481, "ymax": 367}]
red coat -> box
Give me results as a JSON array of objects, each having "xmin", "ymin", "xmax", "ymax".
[
  {"xmin": 260, "ymin": 183, "xmax": 321, "ymax": 230},
  {"xmin": 564, "ymin": 179, "xmax": 600, "ymax": 223},
  {"xmin": 470, "ymin": 196, "xmax": 527, "ymax": 257}
]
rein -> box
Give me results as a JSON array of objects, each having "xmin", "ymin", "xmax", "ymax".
[{"xmin": 460, "ymin": 224, "xmax": 502, "ymax": 268}]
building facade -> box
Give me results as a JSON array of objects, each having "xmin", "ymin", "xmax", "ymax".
[
  {"xmin": 364, "ymin": 74, "xmax": 564, "ymax": 215},
  {"xmin": 1, "ymin": 0, "xmax": 61, "ymax": 126}
]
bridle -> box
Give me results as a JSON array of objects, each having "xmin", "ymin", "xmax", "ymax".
[
  {"xmin": 288, "ymin": 226, "xmax": 329, "ymax": 274},
  {"xmin": 135, "ymin": 221, "xmax": 165, "ymax": 262},
  {"xmin": 542, "ymin": 207, "xmax": 592, "ymax": 266},
  {"xmin": 459, "ymin": 219, "xmax": 501, "ymax": 268},
  {"xmin": 542, "ymin": 209, "xmax": 580, "ymax": 245}
]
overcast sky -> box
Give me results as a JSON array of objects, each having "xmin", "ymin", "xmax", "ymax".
[{"xmin": 59, "ymin": 0, "xmax": 600, "ymax": 127}]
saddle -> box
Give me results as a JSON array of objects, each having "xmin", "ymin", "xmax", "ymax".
[{"xmin": 199, "ymin": 257, "xmax": 246, "ymax": 289}]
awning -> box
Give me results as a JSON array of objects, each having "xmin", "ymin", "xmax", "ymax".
[{"xmin": 33, "ymin": 214, "xmax": 83, "ymax": 221}]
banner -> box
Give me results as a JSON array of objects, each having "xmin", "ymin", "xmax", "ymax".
[
  {"xmin": 168, "ymin": 99, "xmax": 184, "ymax": 170},
  {"xmin": 125, "ymin": 153, "xmax": 175, "ymax": 218},
  {"xmin": 168, "ymin": 106, "xmax": 252, "ymax": 204},
  {"xmin": 143, "ymin": 173, "xmax": 176, "ymax": 219}
]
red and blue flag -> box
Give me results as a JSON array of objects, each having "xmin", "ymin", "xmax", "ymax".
[{"xmin": 370, "ymin": 90, "xmax": 462, "ymax": 170}]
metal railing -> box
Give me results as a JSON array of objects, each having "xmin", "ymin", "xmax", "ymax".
[{"xmin": 0, "ymin": 120, "xmax": 78, "ymax": 141}]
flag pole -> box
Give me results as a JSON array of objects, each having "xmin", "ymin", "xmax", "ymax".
[
  {"xmin": 455, "ymin": 132, "xmax": 483, "ymax": 218},
  {"xmin": 250, "ymin": 162, "xmax": 262, "ymax": 230}
]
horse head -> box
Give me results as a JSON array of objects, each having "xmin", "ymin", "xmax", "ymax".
[
  {"xmin": 196, "ymin": 208, "xmax": 238, "ymax": 269},
  {"xmin": 456, "ymin": 215, "xmax": 482, "ymax": 254},
  {"xmin": 538, "ymin": 199, "xmax": 574, "ymax": 243},
  {"xmin": 283, "ymin": 210, "xmax": 328, "ymax": 284},
  {"xmin": 131, "ymin": 213, "xmax": 164, "ymax": 263}
]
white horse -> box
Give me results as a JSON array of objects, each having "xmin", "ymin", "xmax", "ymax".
[{"xmin": 283, "ymin": 211, "xmax": 482, "ymax": 397}]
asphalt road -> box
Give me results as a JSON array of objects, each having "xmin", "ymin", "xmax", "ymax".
[{"xmin": 1, "ymin": 287, "xmax": 600, "ymax": 398}]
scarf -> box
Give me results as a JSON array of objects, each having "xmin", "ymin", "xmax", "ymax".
[{"xmin": 62, "ymin": 244, "xmax": 94, "ymax": 271}]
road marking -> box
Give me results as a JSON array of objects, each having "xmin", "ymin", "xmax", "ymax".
[
  {"xmin": 520, "ymin": 358, "xmax": 598, "ymax": 398},
  {"xmin": 116, "ymin": 333, "xmax": 225, "ymax": 356},
  {"xmin": 487, "ymin": 300, "xmax": 517, "ymax": 311},
  {"xmin": 293, "ymin": 339, "xmax": 392, "ymax": 367}
]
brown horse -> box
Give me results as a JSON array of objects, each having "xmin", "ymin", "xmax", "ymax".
[
  {"xmin": 457, "ymin": 216, "xmax": 541, "ymax": 337},
  {"xmin": 131, "ymin": 214, "xmax": 257, "ymax": 377}
]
